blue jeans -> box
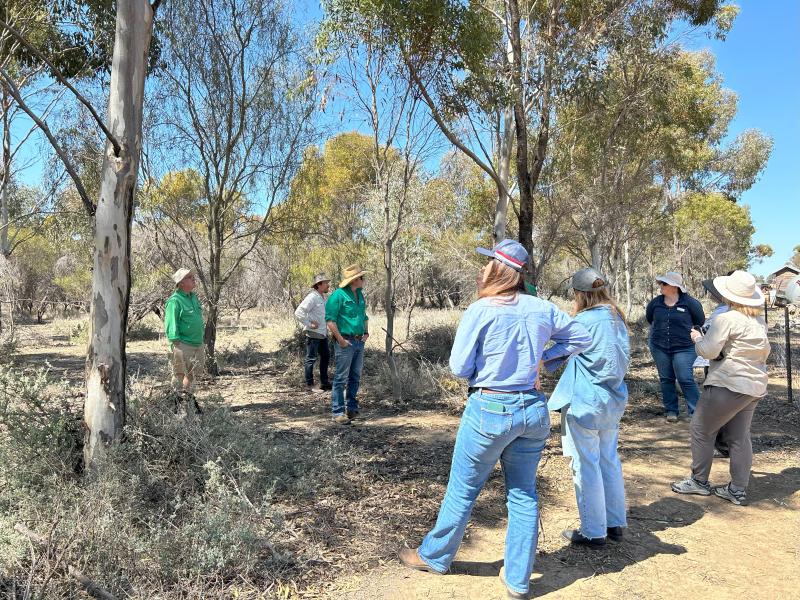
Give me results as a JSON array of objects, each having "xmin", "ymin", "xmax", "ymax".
[
  {"xmin": 562, "ymin": 413, "xmax": 627, "ymax": 539},
  {"xmin": 649, "ymin": 344, "xmax": 700, "ymax": 415},
  {"xmin": 418, "ymin": 391, "xmax": 550, "ymax": 595},
  {"xmin": 304, "ymin": 336, "xmax": 330, "ymax": 386},
  {"xmin": 331, "ymin": 337, "xmax": 364, "ymax": 415}
]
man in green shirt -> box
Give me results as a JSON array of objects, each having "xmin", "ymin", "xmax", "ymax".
[
  {"xmin": 164, "ymin": 268, "xmax": 205, "ymax": 395},
  {"xmin": 326, "ymin": 264, "xmax": 369, "ymax": 425}
]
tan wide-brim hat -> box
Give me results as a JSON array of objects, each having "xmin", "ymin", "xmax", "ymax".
[
  {"xmin": 655, "ymin": 271, "xmax": 687, "ymax": 293},
  {"xmin": 713, "ymin": 270, "xmax": 765, "ymax": 307},
  {"xmin": 312, "ymin": 272, "xmax": 331, "ymax": 287},
  {"xmin": 172, "ymin": 267, "xmax": 192, "ymax": 285},
  {"xmin": 339, "ymin": 264, "xmax": 366, "ymax": 288}
]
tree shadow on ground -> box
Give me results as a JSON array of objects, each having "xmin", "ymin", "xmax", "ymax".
[{"xmin": 531, "ymin": 496, "xmax": 703, "ymax": 595}]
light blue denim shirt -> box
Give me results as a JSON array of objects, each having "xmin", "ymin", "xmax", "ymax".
[
  {"xmin": 548, "ymin": 305, "xmax": 630, "ymax": 429},
  {"xmin": 449, "ymin": 294, "xmax": 591, "ymax": 392}
]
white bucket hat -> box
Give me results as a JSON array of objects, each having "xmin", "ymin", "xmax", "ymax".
[
  {"xmin": 655, "ymin": 271, "xmax": 687, "ymax": 293},
  {"xmin": 713, "ymin": 270, "xmax": 764, "ymax": 307}
]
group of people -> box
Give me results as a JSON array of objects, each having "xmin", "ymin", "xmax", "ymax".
[
  {"xmin": 161, "ymin": 241, "xmax": 771, "ymax": 600},
  {"xmin": 393, "ymin": 241, "xmax": 770, "ymax": 600},
  {"xmin": 163, "ymin": 263, "xmax": 371, "ymax": 424}
]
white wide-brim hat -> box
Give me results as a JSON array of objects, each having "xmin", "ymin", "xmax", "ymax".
[
  {"xmin": 172, "ymin": 267, "xmax": 192, "ymax": 285},
  {"xmin": 655, "ymin": 271, "xmax": 687, "ymax": 293},
  {"xmin": 713, "ymin": 270, "xmax": 764, "ymax": 307}
]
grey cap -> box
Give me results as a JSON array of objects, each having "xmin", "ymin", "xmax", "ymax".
[{"xmin": 572, "ymin": 267, "xmax": 606, "ymax": 292}]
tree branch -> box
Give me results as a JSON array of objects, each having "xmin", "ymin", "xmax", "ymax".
[
  {"xmin": 0, "ymin": 20, "xmax": 122, "ymax": 156},
  {"xmin": 0, "ymin": 67, "xmax": 95, "ymax": 216}
]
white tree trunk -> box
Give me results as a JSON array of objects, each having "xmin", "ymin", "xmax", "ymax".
[
  {"xmin": 493, "ymin": 102, "xmax": 514, "ymax": 244},
  {"xmin": 84, "ymin": 0, "xmax": 154, "ymax": 467},
  {"xmin": 624, "ymin": 239, "xmax": 632, "ymax": 315}
]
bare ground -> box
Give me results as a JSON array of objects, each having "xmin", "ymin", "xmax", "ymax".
[{"xmin": 8, "ymin": 313, "xmax": 800, "ymax": 599}]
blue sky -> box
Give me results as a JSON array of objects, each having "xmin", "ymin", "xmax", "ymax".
[{"xmin": 687, "ymin": 1, "xmax": 800, "ymax": 276}]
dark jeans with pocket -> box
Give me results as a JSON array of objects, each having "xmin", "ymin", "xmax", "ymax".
[{"xmin": 304, "ymin": 336, "xmax": 330, "ymax": 386}]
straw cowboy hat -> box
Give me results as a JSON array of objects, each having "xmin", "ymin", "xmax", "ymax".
[
  {"xmin": 713, "ymin": 270, "xmax": 764, "ymax": 307},
  {"xmin": 655, "ymin": 271, "xmax": 687, "ymax": 293},
  {"xmin": 311, "ymin": 272, "xmax": 331, "ymax": 287},
  {"xmin": 339, "ymin": 264, "xmax": 366, "ymax": 288},
  {"xmin": 172, "ymin": 267, "xmax": 193, "ymax": 285}
]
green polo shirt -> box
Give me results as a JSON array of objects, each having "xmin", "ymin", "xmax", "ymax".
[
  {"xmin": 164, "ymin": 289, "xmax": 204, "ymax": 346},
  {"xmin": 325, "ymin": 286, "xmax": 368, "ymax": 336}
]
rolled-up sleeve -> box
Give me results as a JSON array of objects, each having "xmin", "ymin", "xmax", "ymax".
[
  {"xmin": 325, "ymin": 292, "xmax": 341, "ymax": 323},
  {"xmin": 449, "ymin": 306, "xmax": 482, "ymax": 379},
  {"xmin": 541, "ymin": 307, "xmax": 592, "ymax": 371},
  {"xmin": 295, "ymin": 293, "xmax": 313, "ymax": 327},
  {"xmin": 696, "ymin": 315, "xmax": 731, "ymax": 359},
  {"xmin": 164, "ymin": 298, "xmax": 179, "ymax": 341}
]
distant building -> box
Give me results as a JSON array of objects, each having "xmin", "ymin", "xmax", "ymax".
[{"xmin": 768, "ymin": 263, "xmax": 800, "ymax": 302}]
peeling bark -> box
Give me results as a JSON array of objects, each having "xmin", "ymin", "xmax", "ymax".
[{"xmin": 84, "ymin": 0, "xmax": 155, "ymax": 468}]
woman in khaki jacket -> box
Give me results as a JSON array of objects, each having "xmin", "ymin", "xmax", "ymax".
[{"xmin": 671, "ymin": 271, "xmax": 770, "ymax": 506}]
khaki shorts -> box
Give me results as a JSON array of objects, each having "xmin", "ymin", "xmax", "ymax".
[{"xmin": 171, "ymin": 341, "xmax": 205, "ymax": 382}]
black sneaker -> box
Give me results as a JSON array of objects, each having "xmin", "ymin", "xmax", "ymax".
[
  {"xmin": 346, "ymin": 409, "xmax": 360, "ymax": 420},
  {"xmin": 320, "ymin": 382, "xmax": 333, "ymax": 391},
  {"xmin": 561, "ymin": 529, "xmax": 606, "ymax": 546},
  {"xmin": 607, "ymin": 526, "xmax": 624, "ymax": 542}
]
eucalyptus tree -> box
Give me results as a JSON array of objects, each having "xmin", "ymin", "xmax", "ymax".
[
  {"xmin": 146, "ymin": 0, "xmax": 316, "ymax": 374},
  {"xmin": 1, "ymin": 0, "xmax": 160, "ymax": 467},
  {"xmin": 323, "ymin": 0, "xmax": 732, "ymax": 283}
]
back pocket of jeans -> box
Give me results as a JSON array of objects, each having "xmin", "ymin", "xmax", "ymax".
[{"xmin": 480, "ymin": 408, "xmax": 512, "ymax": 437}]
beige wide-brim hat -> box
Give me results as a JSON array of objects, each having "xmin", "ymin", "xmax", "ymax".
[
  {"xmin": 312, "ymin": 272, "xmax": 331, "ymax": 287},
  {"xmin": 339, "ymin": 264, "xmax": 366, "ymax": 288},
  {"xmin": 172, "ymin": 267, "xmax": 192, "ymax": 285},
  {"xmin": 655, "ymin": 271, "xmax": 687, "ymax": 293},
  {"xmin": 713, "ymin": 270, "xmax": 764, "ymax": 307}
]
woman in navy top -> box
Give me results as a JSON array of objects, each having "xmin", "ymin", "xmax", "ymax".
[{"xmin": 646, "ymin": 271, "xmax": 705, "ymax": 421}]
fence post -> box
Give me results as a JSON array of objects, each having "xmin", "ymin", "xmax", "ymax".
[
  {"xmin": 764, "ymin": 299, "xmax": 768, "ymax": 325},
  {"xmin": 786, "ymin": 305, "xmax": 793, "ymax": 404}
]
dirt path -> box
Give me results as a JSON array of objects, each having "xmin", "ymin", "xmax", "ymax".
[{"xmin": 321, "ymin": 408, "xmax": 800, "ymax": 600}]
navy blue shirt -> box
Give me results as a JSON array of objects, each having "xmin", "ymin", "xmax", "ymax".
[{"xmin": 646, "ymin": 293, "xmax": 705, "ymax": 352}]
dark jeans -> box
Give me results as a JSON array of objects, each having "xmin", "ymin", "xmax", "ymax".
[
  {"xmin": 649, "ymin": 344, "xmax": 700, "ymax": 416},
  {"xmin": 304, "ymin": 336, "xmax": 330, "ymax": 386}
]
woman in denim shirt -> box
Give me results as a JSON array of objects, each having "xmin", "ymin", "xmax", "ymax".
[
  {"xmin": 646, "ymin": 271, "xmax": 705, "ymax": 421},
  {"xmin": 547, "ymin": 268, "xmax": 630, "ymax": 546},
  {"xmin": 399, "ymin": 240, "xmax": 591, "ymax": 600}
]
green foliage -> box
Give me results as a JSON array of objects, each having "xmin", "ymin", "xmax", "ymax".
[{"xmin": 676, "ymin": 191, "xmax": 754, "ymax": 271}]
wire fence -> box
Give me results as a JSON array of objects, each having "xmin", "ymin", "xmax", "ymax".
[{"xmin": 766, "ymin": 305, "xmax": 799, "ymax": 404}]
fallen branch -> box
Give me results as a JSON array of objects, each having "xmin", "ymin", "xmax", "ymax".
[{"xmin": 13, "ymin": 524, "xmax": 119, "ymax": 600}]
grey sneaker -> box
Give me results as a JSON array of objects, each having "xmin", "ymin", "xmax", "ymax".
[
  {"xmin": 666, "ymin": 413, "xmax": 679, "ymax": 423},
  {"xmin": 713, "ymin": 483, "xmax": 746, "ymax": 506},
  {"xmin": 671, "ymin": 477, "xmax": 711, "ymax": 496}
]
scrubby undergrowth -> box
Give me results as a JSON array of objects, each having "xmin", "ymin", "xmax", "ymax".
[{"xmin": 0, "ymin": 366, "xmax": 354, "ymax": 599}]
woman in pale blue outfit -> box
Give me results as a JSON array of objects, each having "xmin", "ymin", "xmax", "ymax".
[
  {"xmin": 547, "ymin": 268, "xmax": 630, "ymax": 546},
  {"xmin": 399, "ymin": 240, "xmax": 591, "ymax": 600}
]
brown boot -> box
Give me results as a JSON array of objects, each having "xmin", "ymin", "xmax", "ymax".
[
  {"xmin": 500, "ymin": 567, "xmax": 531, "ymax": 599},
  {"xmin": 398, "ymin": 547, "xmax": 440, "ymax": 574}
]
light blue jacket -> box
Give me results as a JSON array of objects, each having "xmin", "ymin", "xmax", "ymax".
[
  {"xmin": 547, "ymin": 305, "xmax": 630, "ymax": 430},
  {"xmin": 449, "ymin": 294, "xmax": 591, "ymax": 392}
]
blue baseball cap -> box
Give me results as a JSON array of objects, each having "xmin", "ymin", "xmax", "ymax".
[{"xmin": 476, "ymin": 239, "xmax": 529, "ymax": 272}]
